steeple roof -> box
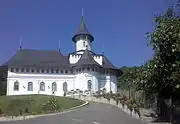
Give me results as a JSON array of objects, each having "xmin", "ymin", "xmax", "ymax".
[
  {"xmin": 73, "ymin": 48, "xmax": 100, "ymax": 67},
  {"xmin": 72, "ymin": 17, "xmax": 94, "ymax": 42}
]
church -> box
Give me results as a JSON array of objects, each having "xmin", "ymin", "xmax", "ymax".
[{"xmin": 0, "ymin": 16, "xmax": 120, "ymax": 96}]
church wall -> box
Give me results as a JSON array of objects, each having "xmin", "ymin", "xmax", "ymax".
[
  {"xmin": 74, "ymin": 71, "xmax": 99, "ymax": 92},
  {"xmin": 99, "ymin": 74, "xmax": 117, "ymax": 93},
  {"xmin": 110, "ymin": 75, "xmax": 117, "ymax": 93},
  {"xmin": 7, "ymin": 71, "xmax": 75, "ymax": 96},
  {"xmin": 6, "ymin": 68, "xmax": 118, "ymax": 96}
]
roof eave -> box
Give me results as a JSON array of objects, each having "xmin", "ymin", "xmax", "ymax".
[{"xmin": 72, "ymin": 34, "xmax": 94, "ymax": 42}]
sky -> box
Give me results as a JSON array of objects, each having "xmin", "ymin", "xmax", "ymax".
[{"xmin": 0, "ymin": 0, "xmax": 177, "ymax": 67}]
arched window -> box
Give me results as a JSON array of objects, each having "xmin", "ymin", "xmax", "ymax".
[
  {"xmin": 63, "ymin": 82, "xmax": 68, "ymax": 92},
  {"xmin": 40, "ymin": 82, "xmax": 45, "ymax": 91},
  {"xmin": 87, "ymin": 80, "xmax": 92, "ymax": 91},
  {"xmin": 14, "ymin": 81, "xmax": 19, "ymax": 91},
  {"xmin": 28, "ymin": 82, "xmax": 33, "ymax": 91},
  {"xmin": 52, "ymin": 82, "xmax": 57, "ymax": 91}
]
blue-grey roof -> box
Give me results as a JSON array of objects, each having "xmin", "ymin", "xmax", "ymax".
[
  {"xmin": 72, "ymin": 17, "xmax": 94, "ymax": 42},
  {"xmin": 3, "ymin": 49, "xmax": 70, "ymax": 68},
  {"xmin": 2, "ymin": 49, "xmax": 118, "ymax": 70},
  {"xmin": 72, "ymin": 49, "xmax": 101, "ymax": 67},
  {"xmin": 102, "ymin": 56, "xmax": 117, "ymax": 70}
]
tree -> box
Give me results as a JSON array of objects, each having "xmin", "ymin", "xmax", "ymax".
[
  {"xmin": 135, "ymin": 7, "xmax": 180, "ymax": 119},
  {"xmin": 118, "ymin": 66, "xmax": 140, "ymax": 90}
]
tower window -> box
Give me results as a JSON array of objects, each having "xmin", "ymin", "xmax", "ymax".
[
  {"xmin": 51, "ymin": 69, "xmax": 54, "ymax": 73},
  {"xmin": 41, "ymin": 69, "xmax": 44, "ymax": 73},
  {"xmin": 83, "ymin": 41, "xmax": 85, "ymax": 47},
  {"xmin": 10, "ymin": 68, "xmax": 14, "ymax": 72},
  {"xmin": 46, "ymin": 69, "xmax": 49, "ymax": 73},
  {"xmin": 82, "ymin": 36, "xmax": 86, "ymax": 39},
  {"xmin": 56, "ymin": 69, "xmax": 59, "ymax": 73},
  {"xmin": 15, "ymin": 68, "xmax": 19, "ymax": 72},
  {"xmin": 21, "ymin": 68, "xmax": 24, "ymax": 72}
]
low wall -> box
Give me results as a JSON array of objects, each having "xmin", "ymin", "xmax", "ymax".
[{"xmin": 70, "ymin": 95, "xmax": 140, "ymax": 119}]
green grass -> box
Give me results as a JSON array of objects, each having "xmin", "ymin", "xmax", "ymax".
[{"xmin": 0, "ymin": 95, "xmax": 85, "ymax": 116}]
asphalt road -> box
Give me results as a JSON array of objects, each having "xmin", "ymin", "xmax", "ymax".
[{"xmin": 1, "ymin": 103, "xmax": 146, "ymax": 124}]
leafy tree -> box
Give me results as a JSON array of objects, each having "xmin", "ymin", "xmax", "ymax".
[
  {"xmin": 135, "ymin": 7, "xmax": 180, "ymax": 119},
  {"xmin": 118, "ymin": 66, "xmax": 139, "ymax": 90}
]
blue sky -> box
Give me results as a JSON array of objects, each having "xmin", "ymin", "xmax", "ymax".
[{"xmin": 0, "ymin": 0, "xmax": 177, "ymax": 67}]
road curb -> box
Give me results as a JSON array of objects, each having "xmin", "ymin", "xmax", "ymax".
[{"xmin": 0, "ymin": 100, "xmax": 89, "ymax": 122}]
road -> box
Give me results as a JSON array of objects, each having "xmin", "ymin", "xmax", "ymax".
[{"xmin": 1, "ymin": 102, "xmax": 146, "ymax": 124}]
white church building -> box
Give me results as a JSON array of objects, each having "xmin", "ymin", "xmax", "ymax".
[{"xmin": 0, "ymin": 16, "xmax": 120, "ymax": 96}]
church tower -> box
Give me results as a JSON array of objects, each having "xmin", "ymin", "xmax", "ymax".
[{"xmin": 72, "ymin": 16, "xmax": 94, "ymax": 52}]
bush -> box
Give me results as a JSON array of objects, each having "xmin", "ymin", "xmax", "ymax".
[
  {"xmin": 41, "ymin": 96, "xmax": 60, "ymax": 113},
  {"xmin": 134, "ymin": 107, "xmax": 141, "ymax": 117},
  {"xmin": 115, "ymin": 97, "xmax": 119, "ymax": 105}
]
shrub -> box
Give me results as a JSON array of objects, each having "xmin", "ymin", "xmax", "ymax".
[
  {"xmin": 95, "ymin": 91, "xmax": 100, "ymax": 95},
  {"xmin": 134, "ymin": 107, "xmax": 141, "ymax": 117},
  {"xmin": 41, "ymin": 96, "xmax": 60, "ymax": 113},
  {"xmin": 115, "ymin": 97, "xmax": 119, "ymax": 105}
]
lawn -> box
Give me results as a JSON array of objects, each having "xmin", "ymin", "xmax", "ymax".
[{"xmin": 0, "ymin": 95, "xmax": 85, "ymax": 116}]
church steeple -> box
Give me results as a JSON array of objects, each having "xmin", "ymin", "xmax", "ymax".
[
  {"xmin": 72, "ymin": 10, "xmax": 94, "ymax": 52},
  {"xmin": 72, "ymin": 14, "xmax": 94, "ymax": 42}
]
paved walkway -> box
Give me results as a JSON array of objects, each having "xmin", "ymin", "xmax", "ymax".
[{"xmin": 0, "ymin": 102, "xmax": 145, "ymax": 124}]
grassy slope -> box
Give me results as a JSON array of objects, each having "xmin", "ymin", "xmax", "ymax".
[{"xmin": 0, "ymin": 95, "xmax": 85, "ymax": 116}]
